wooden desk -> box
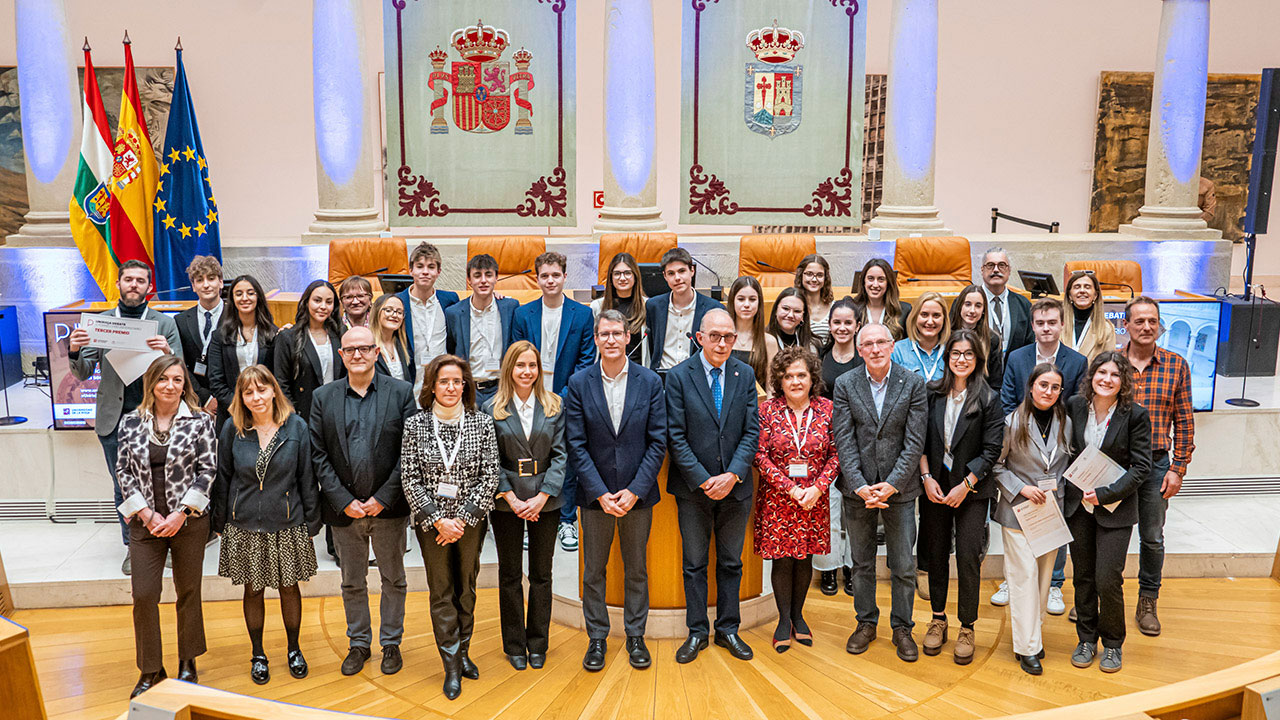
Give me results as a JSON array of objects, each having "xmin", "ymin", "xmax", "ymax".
[
  {"xmin": 58, "ymin": 297, "xmax": 299, "ymax": 331},
  {"xmin": 0, "ymin": 616, "xmax": 46, "ymax": 720}
]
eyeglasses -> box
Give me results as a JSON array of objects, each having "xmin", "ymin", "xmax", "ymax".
[
  {"xmin": 340, "ymin": 345, "xmax": 377, "ymax": 356},
  {"xmin": 859, "ymin": 338, "xmax": 893, "ymax": 349},
  {"xmin": 342, "ymin": 293, "xmax": 371, "ymax": 302},
  {"xmin": 981, "ymin": 262, "xmax": 1011, "ymax": 272},
  {"xmin": 597, "ymin": 331, "xmax": 628, "ymax": 340},
  {"xmin": 611, "ymin": 269, "xmax": 634, "ymax": 279},
  {"xmin": 949, "ymin": 350, "xmax": 976, "ymax": 360},
  {"xmin": 381, "ymin": 308, "xmax": 404, "ymax": 317},
  {"xmin": 704, "ymin": 331, "xmax": 738, "ymax": 345},
  {"xmin": 801, "ymin": 272, "xmax": 824, "ymax": 281}
]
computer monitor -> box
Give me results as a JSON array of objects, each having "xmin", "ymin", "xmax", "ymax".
[
  {"xmin": 638, "ymin": 263, "xmax": 668, "ymax": 299},
  {"xmin": 377, "ymin": 274, "xmax": 414, "ymax": 296},
  {"xmin": 1018, "ymin": 271, "xmax": 1059, "ymax": 298}
]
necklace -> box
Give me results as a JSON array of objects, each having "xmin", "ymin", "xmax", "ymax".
[{"xmin": 151, "ymin": 415, "xmax": 173, "ymax": 445}]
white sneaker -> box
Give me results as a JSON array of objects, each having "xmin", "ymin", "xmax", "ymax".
[
  {"xmin": 990, "ymin": 581, "xmax": 1009, "ymax": 606},
  {"xmin": 558, "ymin": 522, "xmax": 579, "ymax": 552},
  {"xmin": 1047, "ymin": 586, "xmax": 1066, "ymax": 615}
]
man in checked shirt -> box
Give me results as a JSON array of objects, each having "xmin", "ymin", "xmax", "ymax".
[{"xmin": 1123, "ymin": 297, "xmax": 1195, "ymax": 637}]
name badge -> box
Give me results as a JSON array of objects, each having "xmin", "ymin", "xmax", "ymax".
[
  {"xmin": 436, "ymin": 482, "xmax": 460, "ymax": 500},
  {"xmin": 788, "ymin": 463, "xmax": 809, "ymax": 478},
  {"xmin": 1036, "ymin": 476, "xmax": 1057, "ymax": 491},
  {"xmin": 193, "ymin": 361, "xmax": 207, "ymax": 376},
  {"xmin": 942, "ymin": 452, "xmax": 954, "ymax": 472}
]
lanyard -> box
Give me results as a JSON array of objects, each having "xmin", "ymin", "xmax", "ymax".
[
  {"xmin": 1074, "ymin": 317, "xmax": 1092, "ymax": 348},
  {"xmin": 416, "ymin": 293, "xmax": 438, "ymax": 362},
  {"xmin": 432, "ymin": 412, "xmax": 466, "ymax": 476},
  {"xmin": 783, "ymin": 406, "xmax": 813, "ymax": 454},
  {"xmin": 911, "ymin": 342, "xmax": 944, "ymax": 381}
]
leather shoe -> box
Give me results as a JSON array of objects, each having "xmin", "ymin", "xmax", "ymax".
[
  {"xmin": 288, "ymin": 650, "xmax": 308, "ymax": 679},
  {"xmin": 507, "ymin": 653, "xmax": 528, "ymax": 671},
  {"xmin": 131, "ymin": 668, "xmax": 166, "ymax": 698},
  {"xmin": 675, "ymin": 634, "xmax": 708, "ymax": 664},
  {"xmin": 583, "ymin": 639, "xmax": 607, "ymax": 672},
  {"xmin": 528, "ymin": 652, "xmax": 546, "ymax": 669},
  {"xmin": 714, "ymin": 632, "xmax": 753, "ymax": 661},
  {"xmin": 441, "ymin": 652, "xmax": 462, "ymax": 700},
  {"xmin": 340, "ymin": 646, "xmax": 370, "ymax": 676},
  {"xmin": 177, "ymin": 659, "xmax": 197, "ymax": 683},
  {"xmin": 1068, "ymin": 606, "xmax": 1078, "ymax": 623},
  {"xmin": 819, "ymin": 570, "xmax": 838, "ymax": 596},
  {"xmin": 1016, "ymin": 653, "xmax": 1043, "ymax": 675},
  {"xmin": 627, "ymin": 636, "xmax": 651, "ymax": 669},
  {"xmin": 250, "ymin": 655, "xmax": 270, "ymax": 685},
  {"xmin": 459, "ymin": 652, "xmax": 479, "ymax": 680},
  {"xmin": 846, "ymin": 622, "xmax": 876, "ymax": 655},
  {"xmin": 842, "ymin": 566, "xmax": 854, "ymax": 597},
  {"xmin": 892, "ymin": 627, "xmax": 918, "ymax": 662},
  {"xmin": 380, "ymin": 645, "xmax": 401, "ymax": 675}
]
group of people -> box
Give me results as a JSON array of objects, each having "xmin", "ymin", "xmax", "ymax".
[{"xmin": 66, "ymin": 243, "xmax": 1193, "ymax": 700}]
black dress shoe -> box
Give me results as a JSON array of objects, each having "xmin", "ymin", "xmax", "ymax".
[
  {"xmin": 627, "ymin": 636, "xmax": 651, "ymax": 669},
  {"xmin": 583, "ymin": 639, "xmax": 607, "ymax": 672},
  {"xmin": 819, "ymin": 570, "xmax": 838, "ymax": 596},
  {"xmin": 675, "ymin": 634, "xmax": 708, "ymax": 664},
  {"xmin": 340, "ymin": 646, "xmax": 370, "ymax": 676},
  {"xmin": 441, "ymin": 652, "xmax": 462, "ymax": 700},
  {"xmin": 842, "ymin": 566, "xmax": 854, "ymax": 597},
  {"xmin": 131, "ymin": 668, "xmax": 167, "ymax": 698},
  {"xmin": 714, "ymin": 632, "xmax": 754, "ymax": 661},
  {"xmin": 288, "ymin": 650, "xmax": 309, "ymax": 679},
  {"xmin": 528, "ymin": 652, "xmax": 546, "ymax": 669},
  {"xmin": 250, "ymin": 655, "xmax": 270, "ymax": 685},
  {"xmin": 177, "ymin": 659, "xmax": 198, "ymax": 683},
  {"xmin": 380, "ymin": 646, "xmax": 402, "ymax": 675},
  {"xmin": 459, "ymin": 653, "xmax": 479, "ymax": 680},
  {"xmin": 1016, "ymin": 653, "xmax": 1044, "ymax": 675},
  {"xmin": 507, "ymin": 653, "xmax": 528, "ymax": 671}
]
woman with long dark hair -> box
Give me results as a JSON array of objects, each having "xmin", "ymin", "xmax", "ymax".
[
  {"xmin": 794, "ymin": 254, "xmax": 834, "ymax": 346},
  {"xmin": 208, "ymin": 274, "xmax": 278, "ymax": 433},
  {"xmin": 728, "ymin": 275, "xmax": 769, "ymax": 384},
  {"xmin": 590, "ymin": 252, "xmax": 648, "ymax": 364},
  {"xmin": 764, "ymin": 287, "xmax": 818, "ymax": 388},
  {"xmin": 850, "ymin": 258, "xmax": 910, "ymax": 340},
  {"xmin": 949, "ymin": 284, "xmax": 1003, "ymax": 384},
  {"xmin": 273, "ymin": 280, "xmax": 345, "ymax": 422},
  {"xmin": 815, "ymin": 298, "xmax": 861, "ymax": 596}
]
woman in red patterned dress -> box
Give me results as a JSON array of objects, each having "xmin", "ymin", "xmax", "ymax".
[{"xmin": 754, "ymin": 345, "xmax": 840, "ymax": 653}]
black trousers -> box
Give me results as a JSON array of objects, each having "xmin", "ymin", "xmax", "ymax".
[
  {"xmin": 1067, "ymin": 510, "xmax": 1133, "ymax": 649},
  {"xmin": 675, "ymin": 494, "xmax": 751, "ymax": 636},
  {"xmin": 415, "ymin": 520, "xmax": 486, "ymax": 654},
  {"xmin": 489, "ymin": 509, "xmax": 558, "ymax": 655},
  {"xmin": 919, "ymin": 496, "xmax": 990, "ymax": 627},
  {"xmin": 130, "ymin": 514, "xmax": 210, "ymax": 673}
]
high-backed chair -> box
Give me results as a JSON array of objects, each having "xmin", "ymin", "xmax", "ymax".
[
  {"xmin": 467, "ymin": 236, "xmax": 545, "ymax": 292},
  {"xmin": 327, "ymin": 237, "xmax": 410, "ymax": 295},
  {"xmin": 1063, "ymin": 260, "xmax": 1144, "ymax": 296},
  {"xmin": 738, "ymin": 234, "xmax": 816, "ymax": 287},
  {"xmin": 893, "ymin": 236, "xmax": 972, "ymax": 292},
  {"xmin": 597, "ymin": 233, "xmax": 678, "ymax": 285}
]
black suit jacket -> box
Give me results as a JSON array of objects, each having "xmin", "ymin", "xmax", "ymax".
[
  {"xmin": 208, "ymin": 327, "xmax": 276, "ymax": 433},
  {"xmin": 1004, "ymin": 291, "xmax": 1035, "ymax": 356},
  {"xmin": 273, "ymin": 325, "xmax": 346, "ymax": 423},
  {"xmin": 175, "ymin": 305, "xmax": 214, "ymax": 404},
  {"xmin": 643, "ymin": 292, "xmax": 726, "ymax": 371},
  {"xmin": 212, "ymin": 413, "xmax": 320, "ymax": 535},
  {"xmin": 485, "ymin": 396, "xmax": 568, "ymax": 513},
  {"xmin": 1063, "ymin": 395, "xmax": 1152, "ymax": 528},
  {"xmin": 308, "ymin": 375, "xmax": 417, "ymax": 526},
  {"xmin": 922, "ymin": 380, "xmax": 1004, "ymax": 498},
  {"xmin": 565, "ymin": 361, "xmax": 667, "ymax": 509},
  {"xmin": 664, "ymin": 354, "xmax": 759, "ymax": 502}
]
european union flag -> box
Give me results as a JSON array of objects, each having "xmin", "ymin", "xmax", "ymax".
[{"xmin": 153, "ymin": 48, "xmax": 220, "ymax": 300}]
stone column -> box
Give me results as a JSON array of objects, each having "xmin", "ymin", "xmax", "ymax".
[
  {"xmin": 593, "ymin": 0, "xmax": 665, "ymax": 234},
  {"xmin": 868, "ymin": 0, "xmax": 949, "ymax": 238},
  {"xmin": 6, "ymin": 0, "xmax": 80, "ymax": 247},
  {"xmin": 304, "ymin": 0, "xmax": 385, "ymax": 243},
  {"xmin": 1121, "ymin": 0, "xmax": 1221, "ymax": 239}
]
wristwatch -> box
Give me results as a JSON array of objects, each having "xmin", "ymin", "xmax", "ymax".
[{"xmin": 921, "ymin": 472, "xmax": 934, "ymax": 480}]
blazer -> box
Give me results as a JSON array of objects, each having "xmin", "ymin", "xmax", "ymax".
[
  {"xmin": 484, "ymin": 396, "xmax": 567, "ymax": 513},
  {"xmin": 115, "ymin": 406, "xmax": 216, "ymax": 519},
  {"xmin": 444, "ymin": 296, "xmax": 519, "ymax": 362},
  {"xmin": 922, "ymin": 379, "xmax": 1004, "ymax": 499},
  {"xmin": 984, "ymin": 333, "xmax": 1005, "ymax": 389},
  {"xmin": 831, "ymin": 362, "xmax": 928, "ymax": 503},
  {"xmin": 664, "ymin": 353, "xmax": 760, "ymax": 503},
  {"xmin": 1001, "ymin": 290, "xmax": 1036, "ymax": 356},
  {"xmin": 858, "ymin": 300, "xmax": 914, "ymax": 341},
  {"xmin": 511, "ymin": 297, "xmax": 597, "ymax": 395},
  {"xmin": 1063, "ymin": 314, "xmax": 1118, "ymax": 363},
  {"xmin": 992, "ymin": 411, "xmax": 1073, "ymax": 530},
  {"xmin": 565, "ymin": 361, "xmax": 667, "ymax": 509},
  {"xmin": 174, "ymin": 305, "xmax": 216, "ymax": 404},
  {"xmin": 208, "ymin": 326, "xmax": 276, "ymax": 433},
  {"xmin": 395, "ymin": 287, "xmax": 461, "ymax": 360},
  {"xmin": 1001, "ymin": 342, "xmax": 1087, "ymax": 414},
  {"xmin": 309, "ymin": 374, "xmax": 417, "ymax": 526},
  {"xmin": 374, "ymin": 335, "xmax": 416, "ymax": 386},
  {"xmin": 70, "ymin": 306, "xmax": 184, "ymax": 436},
  {"xmin": 213, "ymin": 413, "xmax": 321, "ymax": 535},
  {"xmin": 643, "ymin": 292, "xmax": 725, "ymax": 371},
  {"xmin": 273, "ymin": 324, "xmax": 346, "ymax": 423},
  {"xmin": 1063, "ymin": 395, "xmax": 1152, "ymax": 528}
]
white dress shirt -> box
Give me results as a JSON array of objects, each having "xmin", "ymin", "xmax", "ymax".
[
  {"xmin": 515, "ymin": 393, "xmax": 536, "ymax": 440},
  {"xmin": 1035, "ymin": 341, "xmax": 1061, "ymax": 367},
  {"xmin": 469, "ymin": 298, "xmax": 503, "ymax": 382},
  {"xmin": 234, "ymin": 328, "xmax": 258, "ymax": 374},
  {"xmin": 1085, "ymin": 403, "xmax": 1116, "ymax": 450},
  {"xmin": 944, "ymin": 389, "xmax": 967, "ymax": 452},
  {"xmin": 982, "ymin": 285, "xmax": 1013, "ymax": 351},
  {"xmin": 408, "ymin": 288, "xmax": 448, "ymax": 366},
  {"xmin": 601, "ymin": 362, "xmax": 629, "ymax": 433},
  {"xmin": 660, "ymin": 295, "xmax": 697, "ymax": 370},
  {"xmin": 196, "ymin": 301, "xmax": 223, "ymax": 366},
  {"xmin": 382, "ymin": 343, "xmax": 406, "ymax": 381},
  {"xmin": 540, "ymin": 300, "xmax": 563, "ymax": 393},
  {"xmin": 310, "ymin": 332, "xmax": 335, "ymax": 384}
]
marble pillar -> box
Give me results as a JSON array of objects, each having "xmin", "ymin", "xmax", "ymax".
[
  {"xmin": 593, "ymin": 0, "xmax": 665, "ymax": 234},
  {"xmin": 868, "ymin": 0, "xmax": 950, "ymax": 238},
  {"xmin": 305, "ymin": 0, "xmax": 385, "ymax": 243},
  {"xmin": 6, "ymin": 0, "xmax": 80, "ymax": 247},
  {"xmin": 1121, "ymin": 0, "xmax": 1221, "ymax": 239}
]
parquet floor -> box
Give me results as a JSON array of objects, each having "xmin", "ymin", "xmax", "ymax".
[{"xmin": 15, "ymin": 577, "xmax": 1280, "ymax": 720}]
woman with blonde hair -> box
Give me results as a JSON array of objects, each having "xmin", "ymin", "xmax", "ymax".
[
  {"xmin": 891, "ymin": 291, "xmax": 952, "ymax": 383},
  {"xmin": 213, "ymin": 365, "xmax": 320, "ymax": 685},
  {"xmin": 1062, "ymin": 270, "xmax": 1117, "ymax": 361},
  {"xmin": 370, "ymin": 293, "xmax": 414, "ymax": 384}
]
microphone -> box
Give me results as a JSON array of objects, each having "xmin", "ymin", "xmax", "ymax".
[
  {"xmin": 688, "ymin": 256, "xmax": 724, "ymax": 300},
  {"xmin": 756, "ymin": 260, "xmax": 791, "ymax": 275},
  {"xmin": 150, "ymin": 285, "xmax": 194, "ymax": 297},
  {"xmin": 496, "ymin": 268, "xmax": 533, "ymax": 285},
  {"xmin": 1097, "ymin": 281, "xmax": 1136, "ymax": 299}
]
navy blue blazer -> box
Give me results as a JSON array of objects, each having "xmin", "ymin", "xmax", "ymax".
[
  {"xmin": 665, "ymin": 354, "xmax": 759, "ymax": 502},
  {"xmin": 643, "ymin": 292, "xmax": 726, "ymax": 371},
  {"xmin": 511, "ymin": 297, "xmax": 597, "ymax": 395},
  {"xmin": 444, "ymin": 296, "xmax": 519, "ymax": 362},
  {"xmin": 1001, "ymin": 342, "xmax": 1088, "ymax": 414},
  {"xmin": 394, "ymin": 288, "xmax": 460, "ymax": 360},
  {"xmin": 564, "ymin": 361, "xmax": 667, "ymax": 509}
]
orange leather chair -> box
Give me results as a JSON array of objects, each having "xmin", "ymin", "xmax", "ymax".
[
  {"xmin": 893, "ymin": 236, "xmax": 972, "ymax": 292},
  {"xmin": 738, "ymin": 234, "xmax": 816, "ymax": 287},
  {"xmin": 327, "ymin": 237, "xmax": 410, "ymax": 295},
  {"xmin": 467, "ymin": 236, "xmax": 545, "ymax": 292},
  {"xmin": 1063, "ymin": 260, "xmax": 1143, "ymax": 295},
  {"xmin": 597, "ymin": 233, "xmax": 678, "ymax": 285}
]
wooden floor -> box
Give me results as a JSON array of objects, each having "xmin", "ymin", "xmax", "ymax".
[{"xmin": 15, "ymin": 577, "xmax": 1280, "ymax": 720}]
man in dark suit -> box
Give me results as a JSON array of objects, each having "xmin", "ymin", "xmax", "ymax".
[
  {"xmin": 173, "ymin": 255, "xmax": 224, "ymax": 414},
  {"xmin": 1000, "ymin": 297, "xmax": 1088, "ymax": 413},
  {"xmin": 980, "ymin": 247, "xmax": 1034, "ymax": 362},
  {"xmin": 311, "ymin": 326, "xmax": 417, "ymax": 678},
  {"xmin": 565, "ymin": 309, "xmax": 667, "ymax": 673},
  {"xmin": 666, "ymin": 309, "xmax": 759, "ymax": 663},
  {"xmin": 645, "ymin": 247, "xmax": 725, "ymax": 373},
  {"xmin": 395, "ymin": 242, "xmax": 460, "ymax": 401},
  {"xmin": 832, "ymin": 322, "xmax": 927, "ymax": 662},
  {"xmin": 445, "ymin": 253, "xmax": 518, "ymax": 406}
]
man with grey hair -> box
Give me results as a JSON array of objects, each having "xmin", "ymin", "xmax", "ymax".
[{"xmin": 979, "ymin": 247, "xmax": 1034, "ymax": 359}]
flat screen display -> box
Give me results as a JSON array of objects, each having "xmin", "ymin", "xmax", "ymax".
[
  {"xmin": 45, "ymin": 310, "xmax": 98, "ymax": 430},
  {"xmin": 1102, "ymin": 300, "xmax": 1221, "ymax": 412}
]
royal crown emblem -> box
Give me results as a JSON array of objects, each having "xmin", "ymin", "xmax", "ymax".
[
  {"xmin": 427, "ymin": 19, "xmax": 534, "ymax": 135},
  {"xmin": 111, "ymin": 130, "xmax": 145, "ymax": 190},
  {"xmin": 743, "ymin": 21, "xmax": 804, "ymax": 139}
]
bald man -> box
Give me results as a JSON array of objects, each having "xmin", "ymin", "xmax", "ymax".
[{"xmin": 666, "ymin": 309, "xmax": 761, "ymax": 663}]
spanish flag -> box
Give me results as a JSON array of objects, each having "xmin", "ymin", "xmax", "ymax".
[
  {"xmin": 107, "ymin": 36, "xmax": 159, "ymax": 272},
  {"xmin": 69, "ymin": 44, "xmax": 118, "ymax": 302}
]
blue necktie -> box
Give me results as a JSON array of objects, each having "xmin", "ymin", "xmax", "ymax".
[{"xmin": 710, "ymin": 366, "xmax": 722, "ymax": 416}]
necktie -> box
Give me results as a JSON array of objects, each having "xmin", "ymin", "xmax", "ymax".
[
  {"xmin": 710, "ymin": 366, "xmax": 723, "ymax": 416},
  {"xmin": 202, "ymin": 310, "xmax": 213, "ymax": 339},
  {"xmin": 991, "ymin": 295, "xmax": 1005, "ymax": 344}
]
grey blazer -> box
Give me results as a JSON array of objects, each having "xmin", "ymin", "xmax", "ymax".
[
  {"xmin": 831, "ymin": 362, "xmax": 927, "ymax": 503},
  {"xmin": 69, "ymin": 307, "xmax": 184, "ymax": 436},
  {"xmin": 991, "ymin": 412, "xmax": 1073, "ymax": 530},
  {"xmin": 485, "ymin": 396, "xmax": 567, "ymax": 513}
]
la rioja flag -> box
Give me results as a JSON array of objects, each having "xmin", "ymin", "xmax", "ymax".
[{"xmin": 68, "ymin": 43, "xmax": 118, "ymax": 302}]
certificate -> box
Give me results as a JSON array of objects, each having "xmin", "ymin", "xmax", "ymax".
[
  {"xmin": 1012, "ymin": 495, "xmax": 1073, "ymax": 557},
  {"xmin": 80, "ymin": 313, "xmax": 157, "ymax": 352},
  {"xmin": 1063, "ymin": 445, "xmax": 1124, "ymax": 513}
]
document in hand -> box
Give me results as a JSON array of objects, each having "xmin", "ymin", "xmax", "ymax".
[
  {"xmin": 1063, "ymin": 445, "xmax": 1123, "ymax": 513},
  {"xmin": 1012, "ymin": 495, "xmax": 1073, "ymax": 557}
]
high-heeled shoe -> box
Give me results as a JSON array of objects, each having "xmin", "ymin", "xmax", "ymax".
[
  {"xmin": 130, "ymin": 667, "xmax": 167, "ymax": 698},
  {"xmin": 772, "ymin": 625, "xmax": 793, "ymax": 654},
  {"xmin": 793, "ymin": 615, "xmax": 813, "ymax": 646}
]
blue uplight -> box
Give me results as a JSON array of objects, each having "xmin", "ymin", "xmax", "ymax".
[
  {"xmin": 892, "ymin": 0, "xmax": 937, "ymax": 183},
  {"xmin": 1160, "ymin": 0, "xmax": 1210, "ymax": 186},
  {"xmin": 15, "ymin": 0, "xmax": 74, "ymax": 184},
  {"xmin": 312, "ymin": 0, "xmax": 364, "ymax": 186},
  {"xmin": 605, "ymin": 0, "xmax": 656, "ymax": 198}
]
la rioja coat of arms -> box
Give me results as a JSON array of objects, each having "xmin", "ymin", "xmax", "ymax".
[
  {"xmin": 744, "ymin": 22, "xmax": 804, "ymax": 139},
  {"xmin": 427, "ymin": 19, "xmax": 534, "ymax": 135}
]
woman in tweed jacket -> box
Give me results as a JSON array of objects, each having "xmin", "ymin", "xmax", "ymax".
[
  {"xmin": 114, "ymin": 354, "xmax": 216, "ymax": 698},
  {"xmin": 402, "ymin": 354, "xmax": 499, "ymax": 701}
]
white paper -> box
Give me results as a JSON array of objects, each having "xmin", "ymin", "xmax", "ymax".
[
  {"xmin": 1063, "ymin": 445, "xmax": 1124, "ymax": 513},
  {"xmin": 1012, "ymin": 495, "xmax": 1074, "ymax": 557},
  {"xmin": 81, "ymin": 313, "xmax": 156, "ymax": 352},
  {"xmin": 105, "ymin": 349, "xmax": 163, "ymax": 385}
]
